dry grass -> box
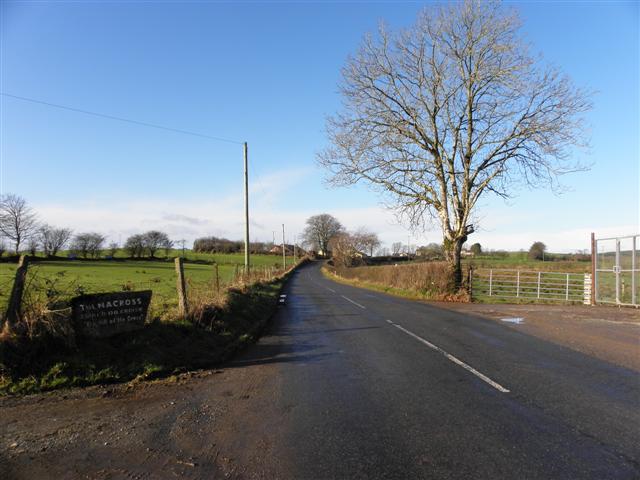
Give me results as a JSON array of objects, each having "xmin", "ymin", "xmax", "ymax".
[{"xmin": 329, "ymin": 261, "xmax": 467, "ymax": 301}]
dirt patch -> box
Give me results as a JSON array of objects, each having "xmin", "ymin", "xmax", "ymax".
[
  {"xmin": 0, "ymin": 359, "xmax": 288, "ymax": 479},
  {"xmin": 430, "ymin": 302, "xmax": 640, "ymax": 371}
]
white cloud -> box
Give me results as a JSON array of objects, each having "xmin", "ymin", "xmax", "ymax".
[{"xmin": 31, "ymin": 165, "xmax": 638, "ymax": 253}]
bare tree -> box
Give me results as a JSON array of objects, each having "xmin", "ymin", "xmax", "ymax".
[
  {"xmin": 302, "ymin": 214, "xmax": 344, "ymax": 256},
  {"xmin": 329, "ymin": 232, "xmax": 363, "ymax": 267},
  {"xmin": 39, "ymin": 225, "xmax": 73, "ymax": 257},
  {"xmin": 125, "ymin": 234, "xmax": 146, "ymax": 258},
  {"xmin": 318, "ymin": 0, "xmax": 592, "ymax": 285},
  {"xmin": 0, "ymin": 237, "xmax": 6, "ymax": 257},
  {"xmin": 108, "ymin": 241, "xmax": 119, "ymax": 257},
  {"xmin": 163, "ymin": 238, "xmax": 174, "ymax": 257},
  {"xmin": 353, "ymin": 227, "xmax": 381, "ymax": 256},
  {"xmin": 0, "ymin": 194, "xmax": 39, "ymax": 253},
  {"xmin": 142, "ymin": 230, "xmax": 170, "ymax": 259},
  {"xmin": 27, "ymin": 236, "xmax": 39, "ymax": 256},
  {"xmin": 72, "ymin": 232, "xmax": 105, "ymax": 259},
  {"xmin": 391, "ymin": 242, "xmax": 403, "ymax": 256}
]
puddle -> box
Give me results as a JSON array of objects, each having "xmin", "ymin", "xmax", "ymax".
[{"xmin": 501, "ymin": 317, "xmax": 525, "ymax": 324}]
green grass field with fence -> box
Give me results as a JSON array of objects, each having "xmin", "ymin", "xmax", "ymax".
[{"xmin": 0, "ymin": 251, "xmax": 295, "ymax": 320}]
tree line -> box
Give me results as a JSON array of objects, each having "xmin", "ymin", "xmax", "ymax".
[
  {"xmin": 0, "ymin": 193, "xmax": 179, "ymax": 259},
  {"xmin": 192, "ymin": 236, "xmax": 276, "ymax": 255}
]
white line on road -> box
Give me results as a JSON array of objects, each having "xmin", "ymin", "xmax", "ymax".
[
  {"xmin": 385, "ymin": 320, "xmax": 510, "ymax": 393},
  {"xmin": 341, "ymin": 295, "xmax": 366, "ymax": 309},
  {"xmin": 326, "ymin": 287, "xmax": 336, "ymax": 293}
]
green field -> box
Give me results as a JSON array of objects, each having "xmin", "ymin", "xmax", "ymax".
[
  {"xmin": 0, "ymin": 252, "xmax": 293, "ymax": 320},
  {"xmin": 463, "ymin": 252, "xmax": 590, "ymax": 273}
]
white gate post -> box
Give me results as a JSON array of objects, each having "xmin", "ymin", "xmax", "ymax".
[
  {"xmin": 583, "ymin": 274, "xmax": 592, "ymax": 305},
  {"xmin": 516, "ymin": 271, "xmax": 520, "ymax": 297},
  {"xmin": 537, "ymin": 272, "xmax": 541, "ymax": 299},
  {"xmin": 489, "ymin": 269, "xmax": 493, "ymax": 296}
]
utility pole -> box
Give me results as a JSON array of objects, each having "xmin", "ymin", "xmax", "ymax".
[
  {"xmin": 294, "ymin": 234, "xmax": 297, "ymax": 263},
  {"xmin": 282, "ymin": 224, "xmax": 286, "ymax": 269},
  {"xmin": 272, "ymin": 231, "xmax": 275, "ymax": 246},
  {"xmin": 244, "ymin": 142, "xmax": 250, "ymax": 273}
]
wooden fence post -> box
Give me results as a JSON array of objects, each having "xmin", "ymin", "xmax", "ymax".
[
  {"xmin": 175, "ymin": 257, "xmax": 188, "ymax": 317},
  {"xmin": 5, "ymin": 255, "xmax": 30, "ymax": 327},
  {"xmin": 214, "ymin": 263, "xmax": 220, "ymax": 293}
]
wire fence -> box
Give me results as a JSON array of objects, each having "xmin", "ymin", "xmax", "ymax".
[{"xmin": 471, "ymin": 269, "xmax": 590, "ymax": 304}]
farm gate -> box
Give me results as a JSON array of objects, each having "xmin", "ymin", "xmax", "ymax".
[
  {"xmin": 592, "ymin": 233, "xmax": 639, "ymax": 307},
  {"xmin": 471, "ymin": 269, "xmax": 590, "ymax": 304}
]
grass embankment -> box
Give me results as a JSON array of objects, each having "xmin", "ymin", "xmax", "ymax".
[
  {"xmin": 323, "ymin": 261, "xmax": 465, "ymax": 302},
  {"xmin": 0, "ymin": 262, "xmax": 303, "ymax": 395}
]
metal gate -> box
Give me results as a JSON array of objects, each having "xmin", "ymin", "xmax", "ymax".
[
  {"xmin": 471, "ymin": 269, "xmax": 589, "ymax": 304},
  {"xmin": 593, "ymin": 234, "xmax": 639, "ymax": 307}
]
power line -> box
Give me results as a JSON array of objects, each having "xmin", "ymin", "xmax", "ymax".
[{"xmin": 0, "ymin": 92, "xmax": 244, "ymax": 145}]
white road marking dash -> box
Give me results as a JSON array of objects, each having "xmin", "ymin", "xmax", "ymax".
[
  {"xmin": 341, "ymin": 295, "xmax": 366, "ymax": 309},
  {"xmin": 386, "ymin": 320, "xmax": 510, "ymax": 393}
]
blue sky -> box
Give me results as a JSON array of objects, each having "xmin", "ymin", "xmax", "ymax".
[{"xmin": 1, "ymin": 0, "xmax": 638, "ymax": 252}]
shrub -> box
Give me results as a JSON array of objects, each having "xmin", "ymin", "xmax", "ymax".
[{"xmin": 333, "ymin": 261, "xmax": 456, "ymax": 299}]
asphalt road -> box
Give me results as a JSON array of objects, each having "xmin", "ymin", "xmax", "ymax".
[{"xmin": 223, "ymin": 261, "xmax": 639, "ymax": 479}]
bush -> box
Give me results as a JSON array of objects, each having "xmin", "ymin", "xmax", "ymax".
[{"xmin": 333, "ymin": 261, "xmax": 456, "ymax": 299}]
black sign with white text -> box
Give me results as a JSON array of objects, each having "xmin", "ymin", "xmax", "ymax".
[{"xmin": 72, "ymin": 290, "xmax": 152, "ymax": 338}]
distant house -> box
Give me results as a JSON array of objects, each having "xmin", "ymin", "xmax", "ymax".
[{"xmin": 269, "ymin": 244, "xmax": 305, "ymax": 256}]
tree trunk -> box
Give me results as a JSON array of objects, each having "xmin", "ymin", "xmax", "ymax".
[{"xmin": 446, "ymin": 236, "xmax": 466, "ymax": 290}]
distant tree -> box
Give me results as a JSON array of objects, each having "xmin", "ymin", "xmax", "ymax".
[
  {"xmin": 143, "ymin": 230, "xmax": 170, "ymax": 258},
  {"xmin": 39, "ymin": 225, "xmax": 73, "ymax": 257},
  {"xmin": 0, "ymin": 237, "xmax": 6, "ymax": 257},
  {"xmin": 416, "ymin": 243, "xmax": 444, "ymax": 260},
  {"xmin": 353, "ymin": 228, "xmax": 381, "ymax": 256},
  {"xmin": 27, "ymin": 236, "xmax": 39, "ymax": 256},
  {"xmin": 71, "ymin": 232, "xmax": 105, "ymax": 259},
  {"xmin": 470, "ymin": 243, "xmax": 482, "ymax": 256},
  {"xmin": 391, "ymin": 242, "xmax": 403, "ymax": 256},
  {"xmin": 162, "ymin": 238, "xmax": 174, "ymax": 257},
  {"xmin": 302, "ymin": 214, "xmax": 344, "ymax": 255},
  {"xmin": 125, "ymin": 234, "xmax": 146, "ymax": 258},
  {"xmin": 329, "ymin": 232, "xmax": 362, "ymax": 267},
  {"xmin": 528, "ymin": 241, "xmax": 547, "ymax": 261},
  {"xmin": 0, "ymin": 193, "xmax": 39, "ymax": 253},
  {"xmin": 108, "ymin": 241, "xmax": 119, "ymax": 257}
]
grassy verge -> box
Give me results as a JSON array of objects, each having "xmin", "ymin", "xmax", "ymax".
[{"xmin": 0, "ymin": 263, "xmax": 302, "ymax": 395}]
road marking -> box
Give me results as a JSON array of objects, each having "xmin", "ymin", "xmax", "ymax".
[
  {"xmin": 385, "ymin": 320, "xmax": 510, "ymax": 393},
  {"xmin": 341, "ymin": 295, "xmax": 366, "ymax": 309},
  {"xmin": 326, "ymin": 287, "xmax": 336, "ymax": 293}
]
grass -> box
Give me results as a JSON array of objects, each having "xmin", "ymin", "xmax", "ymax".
[
  {"xmin": 0, "ymin": 262, "xmax": 302, "ymax": 395},
  {"xmin": 0, "ymin": 253, "xmax": 291, "ymax": 319},
  {"xmin": 322, "ymin": 267, "xmax": 448, "ymax": 302},
  {"xmin": 463, "ymin": 252, "xmax": 590, "ymax": 273},
  {"xmin": 323, "ymin": 261, "xmax": 467, "ymax": 302}
]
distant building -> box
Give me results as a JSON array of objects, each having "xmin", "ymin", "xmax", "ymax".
[{"xmin": 269, "ymin": 244, "xmax": 305, "ymax": 256}]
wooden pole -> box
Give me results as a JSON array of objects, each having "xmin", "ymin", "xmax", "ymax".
[
  {"xmin": 175, "ymin": 257, "xmax": 188, "ymax": 317},
  {"xmin": 282, "ymin": 223, "xmax": 286, "ymax": 270},
  {"xmin": 214, "ymin": 263, "xmax": 220, "ymax": 293},
  {"xmin": 244, "ymin": 142, "xmax": 250, "ymax": 273},
  {"xmin": 5, "ymin": 255, "xmax": 29, "ymax": 327}
]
